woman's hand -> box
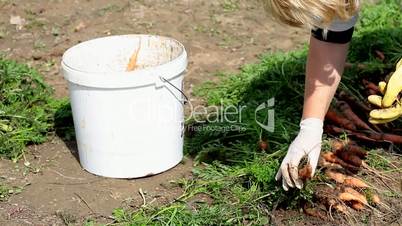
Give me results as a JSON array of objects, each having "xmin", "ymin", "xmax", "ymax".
[
  {"xmin": 276, "ymin": 36, "xmax": 350, "ymax": 191},
  {"xmin": 275, "ymin": 118, "xmax": 323, "ymax": 190}
]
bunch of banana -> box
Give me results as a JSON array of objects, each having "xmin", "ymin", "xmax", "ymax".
[{"xmin": 368, "ymin": 59, "xmax": 402, "ymax": 124}]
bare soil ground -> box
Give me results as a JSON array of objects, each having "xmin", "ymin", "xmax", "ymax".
[{"xmin": 0, "ymin": 0, "xmax": 319, "ymax": 225}]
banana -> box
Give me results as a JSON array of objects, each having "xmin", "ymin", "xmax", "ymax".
[
  {"xmin": 382, "ymin": 60, "xmax": 402, "ymax": 107},
  {"xmin": 369, "ymin": 116, "xmax": 400, "ymax": 124},
  {"xmin": 368, "ymin": 58, "xmax": 402, "ymax": 125},
  {"xmin": 368, "ymin": 95, "xmax": 383, "ymax": 107},
  {"xmin": 378, "ymin": 81, "xmax": 386, "ymax": 95},
  {"xmin": 369, "ymin": 102, "xmax": 402, "ymax": 119}
]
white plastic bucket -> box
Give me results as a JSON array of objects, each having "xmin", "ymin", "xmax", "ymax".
[{"xmin": 61, "ymin": 35, "xmax": 187, "ymax": 178}]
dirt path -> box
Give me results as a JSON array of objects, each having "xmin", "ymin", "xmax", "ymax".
[
  {"xmin": 0, "ymin": 0, "xmax": 309, "ymax": 224},
  {"xmin": 1, "ymin": 137, "xmax": 193, "ymax": 225}
]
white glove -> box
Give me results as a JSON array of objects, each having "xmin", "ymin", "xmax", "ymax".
[{"xmin": 275, "ymin": 118, "xmax": 323, "ymax": 191}]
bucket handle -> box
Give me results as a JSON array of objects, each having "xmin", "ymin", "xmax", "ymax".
[{"xmin": 159, "ymin": 76, "xmax": 189, "ymax": 105}]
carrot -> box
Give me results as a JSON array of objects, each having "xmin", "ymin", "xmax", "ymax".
[
  {"xmin": 346, "ymin": 145, "xmax": 367, "ymax": 159},
  {"xmin": 325, "ymin": 125, "xmax": 382, "ymax": 143},
  {"xmin": 367, "ymin": 89, "xmax": 378, "ymax": 95},
  {"xmin": 350, "ymin": 131, "xmax": 379, "ymax": 142},
  {"xmin": 338, "ymin": 187, "xmax": 368, "ymax": 205},
  {"xmin": 363, "ymin": 79, "xmax": 381, "ymax": 95},
  {"xmin": 320, "ymin": 158, "xmax": 343, "ymax": 170},
  {"xmin": 299, "ymin": 165, "xmax": 312, "ymax": 180},
  {"xmin": 351, "ymin": 201, "xmax": 365, "ymax": 210},
  {"xmin": 344, "ymin": 177, "xmax": 369, "ymax": 188},
  {"xmin": 322, "ymin": 152, "xmax": 360, "ymax": 173},
  {"xmin": 126, "ymin": 46, "xmax": 141, "ymax": 71},
  {"xmin": 334, "ymin": 144, "xmax": 367, "ymax": 159},
  {"xmin": 325, "ymin": 169, "xmax": 368, "ymax": 188},
  {"xmin": 325, "ymin": 110, "xmax": 356, "ymax": 131},
  {"xmin": 330, "ymin": 140, "xmax": 345, "ymax": 152},
  {"xmin": 334, "ymin": 204, "xmax": 347, "ymax": 213},
  {"xmin": 331, "ymin": 140, "xmax": 367, "ymax": 161},
  {"xmin": 322, "ymin": 152, "xmax": 339, "ymax": 163},
  {"xmin": 337, "ymin": 91, "xmax": 371, "ymax": 112},
  {"xmin": 337, "ymin": 101, "xmax": 374, "ymax": 131},
  {"xmin": 325, "ymin": 199, "xmax": 347, "ymax": 214},
  {"xmin": 326, "ymin": 169, "xmax": 346, "ymax": 183},
  {"xmin": 349, "ymin": 131, "xmax": 402, "ymax": 144},
  {"xmin": 344, "ymin": 187, "xmax": 368, "ymax": 205},
  {"xmin": 325, "ymin": 125, "xmax": 348, "ymax": 135},
  {"xmin": 336, "ymin": 151, "xmax": 362, "ymax": 167},
  {"xmin": 371, "ymin": 133, "xmax": 402, "ymax": 144},
  {"xmin": 372, "ymin": 194, "xmax": 381, "ymax": 205},
  {"xmin": 339, "ymin": 192, "xmax": 360, "ymax": 203}
]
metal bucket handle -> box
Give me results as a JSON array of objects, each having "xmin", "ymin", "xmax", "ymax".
[{"xmin": 159, "ymin": 76, "xmax": 188, "ymax": 105}]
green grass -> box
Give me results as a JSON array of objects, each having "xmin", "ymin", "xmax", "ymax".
[
  {"xmin": 0, "ymin": 58, "xmax": 71, "ymax": 161},
  {"xmin": 220, "ymin": 0, "xmax": 240, "ymax": 12},
  {"xmin": 0, "ymin": 0, "xmax": 401, "ymax": 224},
  {"xmin": 366, "ymin": 151, "xmax": 393, "ymax": 171},
  {"xmin": 105, "ymin": 1, "xmax": 402, "ymax": 225},
  {"xmin": 0, "ymin": 182, "xmax": 23, "ymax": 202}
]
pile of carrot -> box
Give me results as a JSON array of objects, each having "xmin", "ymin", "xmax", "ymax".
[
  {"xmin": 307, "ymin": 138, "xmax": 383, "ymax": 214},
  {"xmin": 325, "ymin": 90, "xmax": 402, "ymax": 145},
  {"xmin": 303, "ymin": 69, "xmax": 397, "ymax": 218}
]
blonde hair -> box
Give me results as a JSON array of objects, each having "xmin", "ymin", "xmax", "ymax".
[{"xmin": 262, "ymin": 0, "xmax": 360, "ymax": 28}]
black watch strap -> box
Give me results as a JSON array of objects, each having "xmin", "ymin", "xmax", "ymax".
[{"xmin": 311, "ymin": 26, "xmax": 355, "ymax": 44}]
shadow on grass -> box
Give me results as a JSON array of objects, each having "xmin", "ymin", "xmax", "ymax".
[
  {"xmin": 53, "ymin": 101, "xmax": 79, "ymax": 161},
  {"xmin": 186, "ymin": 26, "xmax": 402, "ymax": 164}
]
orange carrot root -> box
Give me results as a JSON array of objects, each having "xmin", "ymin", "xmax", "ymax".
[
  {"xmin": 299, "ymin": 165, "xmax": 312, "ymax": 180},
  {"xmin": 343, "ymin": 187, "xmax": 368, "ymax": 205},
  {"xmin": 334, "ymin": 204, "xmax": 348, "ymax": 213},
  {"xmin": 331, "ymin": 140, "xmax": 345, "ymax": 152},
  {"xmin": 344, "ymin": 177, "xmax": 369, "ymax": 188},
  {"xmin": 372, "ymin": 194, "xmax": 381, "ymax": 205},
  {"xmin": 351, "ymin": 201, "xmax": 365, "ymax": 210},
  {"xmin": 326, "ymin": 169, "xmax": 346, "ymax": 183},
  {"xmin": 327, "ymin": 199, "xmax": 348, "ymax": 213},
  {"xmin": 322, "ymin": 152, "xmax": 360, "ymax": 173}
]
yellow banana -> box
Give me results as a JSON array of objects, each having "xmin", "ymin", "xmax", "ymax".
[
  {"xmin": 368, "ymin": 95, "xmax": 383, "ymax": 107},
  {"xmin": 369, "ymin": 116, "xmax": 400, "ymax": 124},
  {"xmin": 382, "ymin": 59, "xmax": 402, "ymax": 107},
  {"xmin": 369, "ymin": 102, "xmax": 402, "ymax": 119},
  {"xmin": 378, "ymin": 81, "xmax": 386, "ymax": 95}
]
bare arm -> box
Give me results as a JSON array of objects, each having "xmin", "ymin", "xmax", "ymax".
[{"xmin": 303, "ymin": 35, "xmax": 350, "ymax": 120}]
